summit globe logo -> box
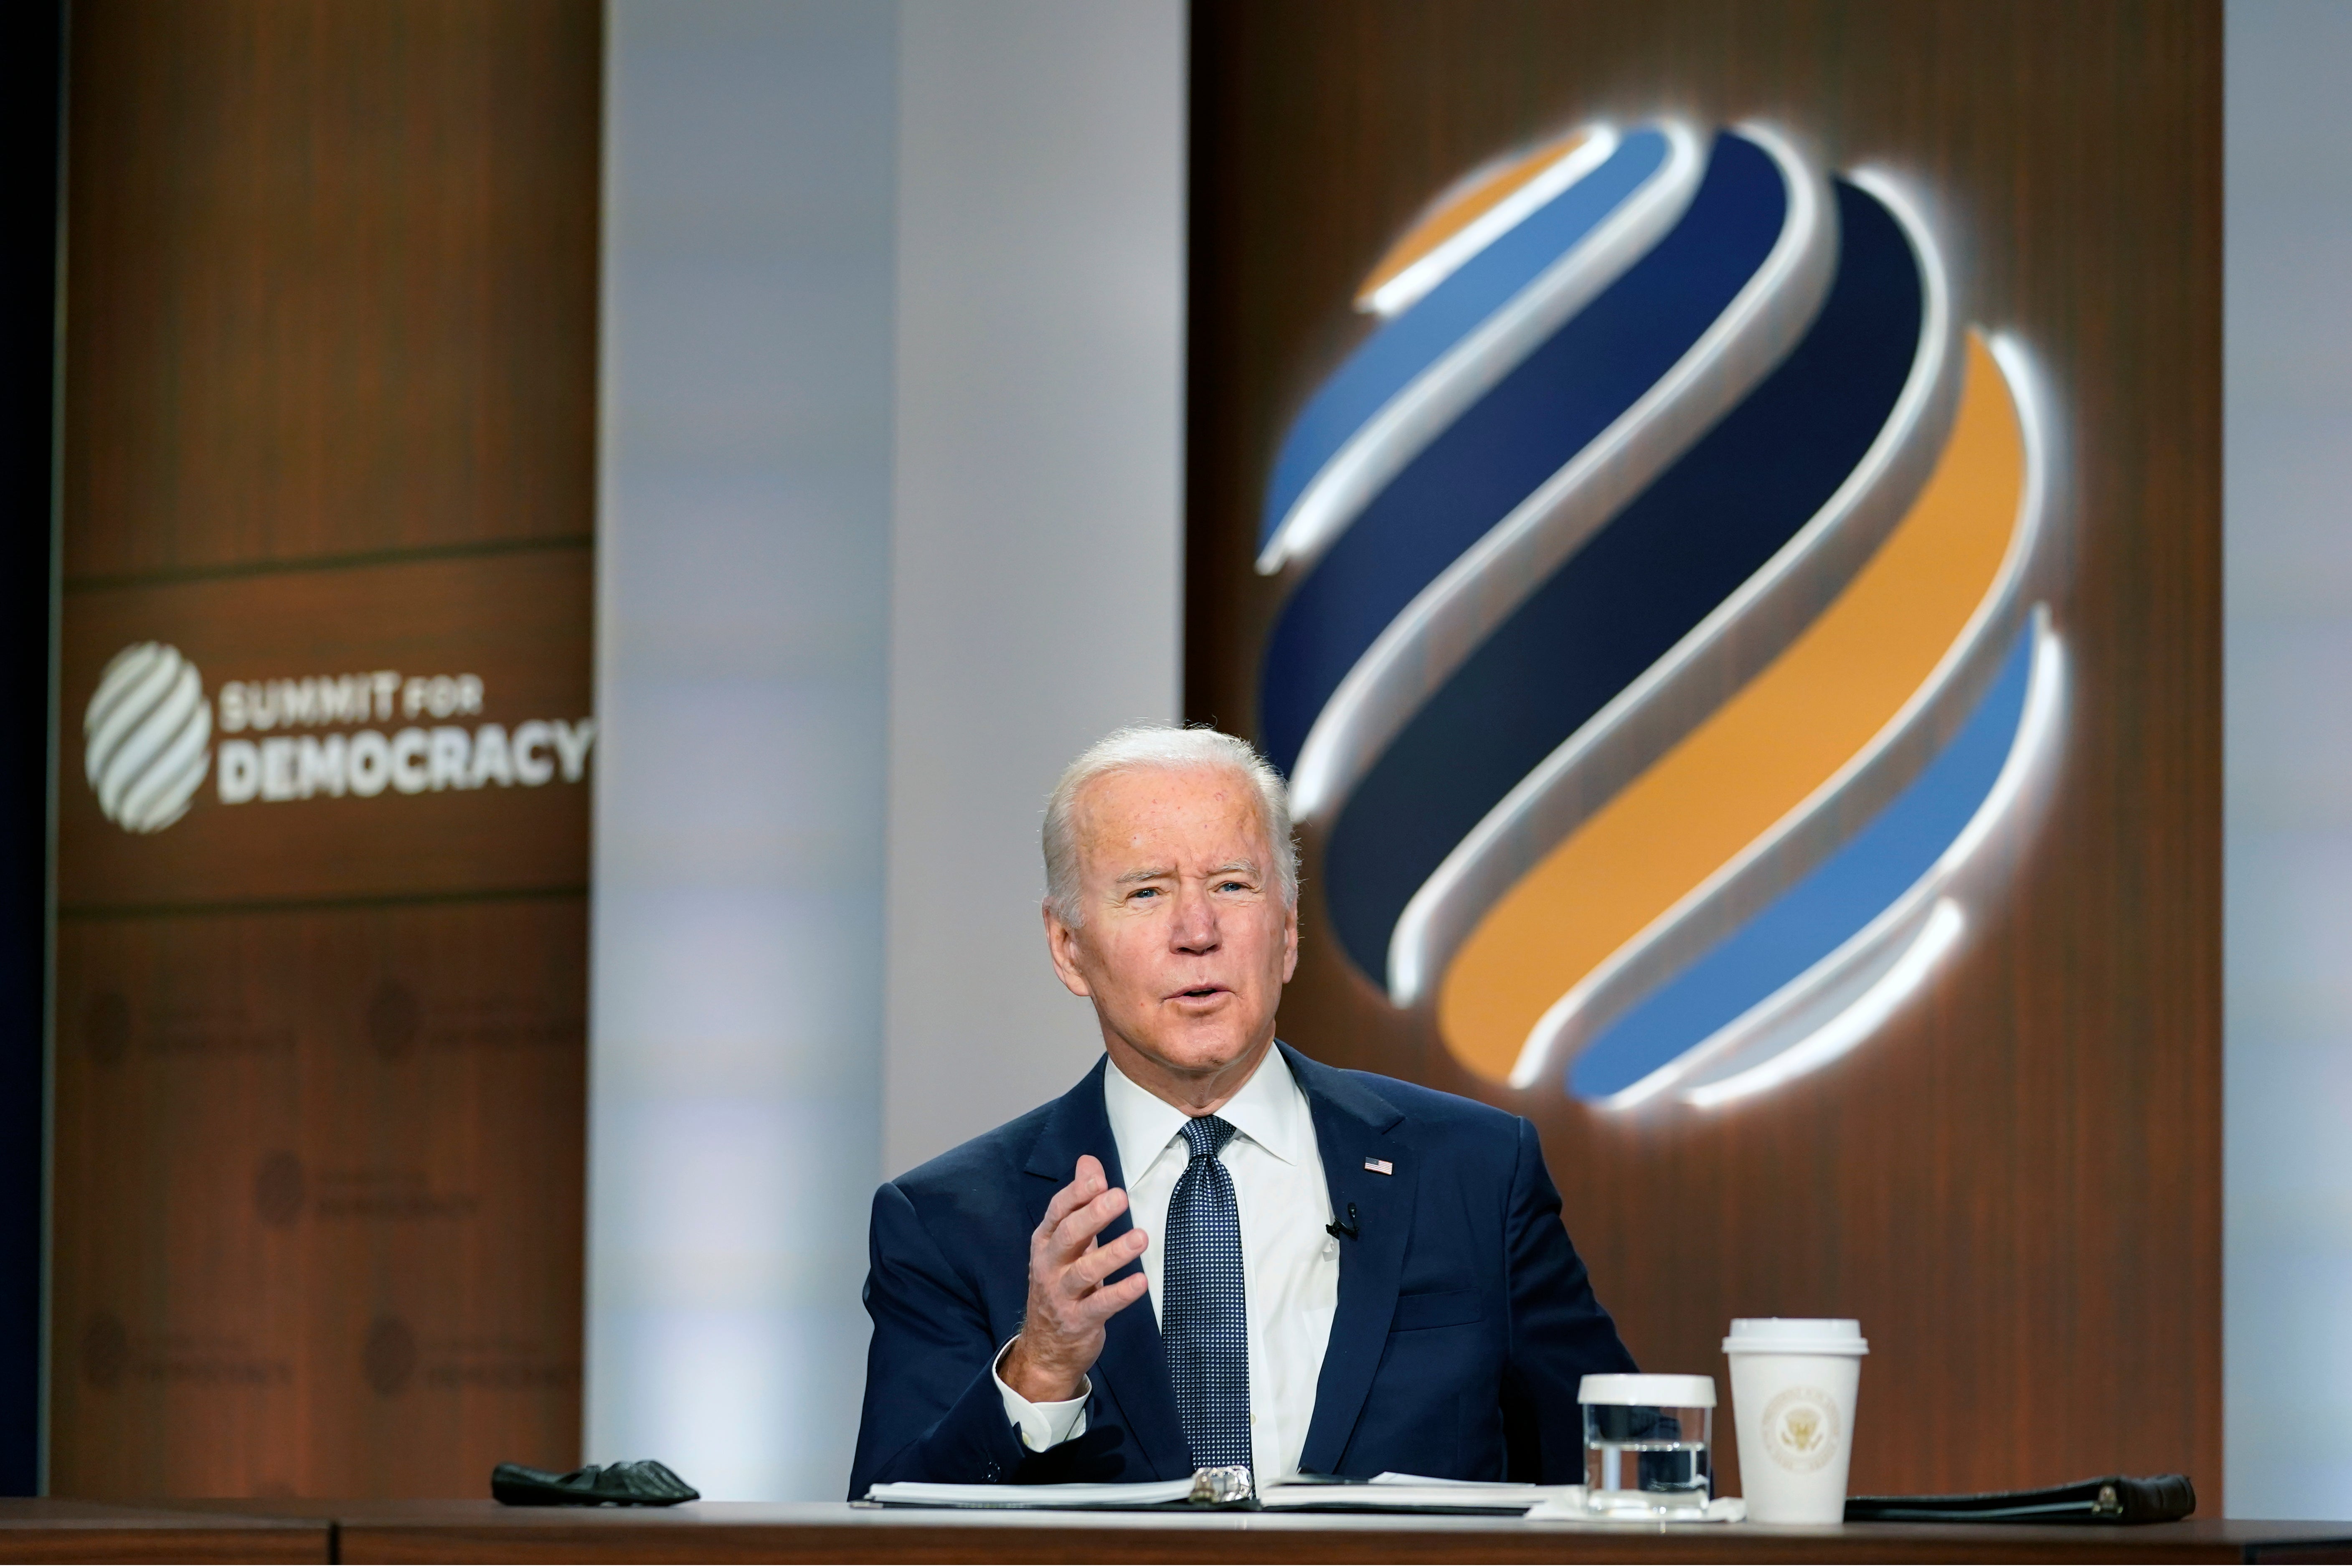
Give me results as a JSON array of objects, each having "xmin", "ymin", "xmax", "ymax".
[
  {"xmin": 1258, "ymin": 120, "xmax": 2068, "ymax": 1109},
  {"xmin": 84, "ymin": 643, "xmax": 213, "ymax": 834}
]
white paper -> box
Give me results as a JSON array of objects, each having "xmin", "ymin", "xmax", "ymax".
[
  {"xmin": 1258, "ymin": 1477, "xmax": 1585, "ymax": 1512},
  {"xmin": 1524, "ymin": 1493, "xmax": 1748, "ymax": 1523}
]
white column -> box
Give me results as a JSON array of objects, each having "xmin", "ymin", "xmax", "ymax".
[
  {"xmin": 884, "ymin": 0, "xmax": 1188, "ymax": 1177},
  {"xmin": 2225, "ymin": 0, "xmax": 2352, "ymax": 1520},
  {"xmin": 591, "ymin": 0, "xmax": 1187, "ymax": 1497},
  {"xmin": 591, "ymin": 0, "xmax": 896, "ymax": 1502}
]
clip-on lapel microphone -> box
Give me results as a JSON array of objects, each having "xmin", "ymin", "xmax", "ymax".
[{"xmin": 1325, "ymin": 1202, "xmax": 1360, "ymax": 1241}]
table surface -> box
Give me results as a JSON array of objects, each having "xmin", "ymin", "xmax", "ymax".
[
  {"xmin": 0, "ymin": 1498, "xmax": 332, "ymax": 1563},
  {"xmin": 5, "ymin": 1498, "xmax": 2347, "ymax": 1564}
]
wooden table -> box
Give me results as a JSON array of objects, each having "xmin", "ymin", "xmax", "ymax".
[
  {"xmin": 0, "ymin": 1498, "xmax": 330, "ymax": 1563},
  {"xmin": 13, "ymin": 1499, "xmax": 2341, "ymax": 1564}
]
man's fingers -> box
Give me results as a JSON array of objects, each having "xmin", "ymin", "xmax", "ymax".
[
  {"xmin": 1050, "ymin": 1184, "xmax": 1129, "ymax": 1255},
  {"xmin": 1041, "ymin": 1262, "xmax": 1147, "ymax": 1331},
  {"xmin": 1065, "ymin": 1228, "xmax": 1147, "ymax": 1291},
  {"xmin": 1081, "ymin": 1271, "xmax": 1150, "ymax": 1320},
  {"xmin": 1032, "ymin": 1156, "xmax": 1111, "ymax": 1242},
  {"xmin": 1034, "ymin": 1163, "xmax": 1106, "ymax": 1239}
]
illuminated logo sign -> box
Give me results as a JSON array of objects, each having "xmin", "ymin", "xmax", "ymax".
[
  {"xmin": 1257, "ymin": 122, "xmax": 2065, "ymax": 1109},
  {"xmin": 83, "ymin": 642, "xmax": 595, "ymax": 834},
  {"xmin": 84, "ymin": 643, "xmax": 212, "ymax": 833}
]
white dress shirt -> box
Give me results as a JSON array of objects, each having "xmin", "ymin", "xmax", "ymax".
[{"xmin": 993, "ymin": 1045, "xmax": 1340, "ymax": 1482}]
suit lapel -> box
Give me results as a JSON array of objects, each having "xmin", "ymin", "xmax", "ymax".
[
  {"xmin": 1286, "ymin": 1044, "xmax": 1415, "ymax": 1477},
  {"xmin": 1022, "ymin": 1059, "xmax": 1189, "ymax": 1478}
]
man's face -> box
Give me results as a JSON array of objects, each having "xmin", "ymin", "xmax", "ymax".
[{"xmin": 1045, "ymin": 764, "xmax": 1298, "ymax": 1086}]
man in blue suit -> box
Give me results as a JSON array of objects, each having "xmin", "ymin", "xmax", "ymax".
[{"xmin": 850, "ymin": 726, "xmax": 1635, "ymax": 1497}]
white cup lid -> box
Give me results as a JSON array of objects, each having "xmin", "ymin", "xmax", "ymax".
[
  {"xmin": 1578, "ymin": 1373, "xmax": 1716, "ymax": 1408},
  {"xmin": 1721, "ymin": 1317, "xmax": 1868, "ymax": 1355}
]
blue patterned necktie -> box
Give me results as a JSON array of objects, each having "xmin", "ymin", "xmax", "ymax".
[{"xmin": 1161, "ymin": 1114, "xmax": 1251, "ymax": 1474}]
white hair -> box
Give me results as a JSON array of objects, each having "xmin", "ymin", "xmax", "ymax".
[{"xmin": 1042, "ymin": 724, "xmax": 1297, "ymax": 926}]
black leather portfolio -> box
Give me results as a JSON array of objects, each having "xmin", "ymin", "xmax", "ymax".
[{"xmin": 1845, "ymin": 1474, "xmax": 2196, "ymax": 1525}]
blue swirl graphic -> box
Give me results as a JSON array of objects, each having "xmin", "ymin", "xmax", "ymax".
[{"xmin": 1252, "ymin": 116, "xmax": 2063, "ymax": 1105}]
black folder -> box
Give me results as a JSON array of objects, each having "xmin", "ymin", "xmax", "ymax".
[{"xmin": 1846, "ymin": 1474, "xmax": 2195, "ymax": 1525}]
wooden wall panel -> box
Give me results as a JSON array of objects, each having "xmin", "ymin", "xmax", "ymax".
[
  {"xmin": 60, "ymin": 0, "xmax": 599, "ymax": 578},
  {"xmin": 1186, "ymin": 0, "xmax": 2220, "ymax": 1502},
  {"xmin": 52, "ymin": 901, "xmax": 586, "ymax": 1497},
  {"xmin": 54, "ymin": 0, "xmax": 600, "ymax": 1497}
]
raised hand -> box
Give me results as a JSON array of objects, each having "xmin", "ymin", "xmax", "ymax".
[{"xmin": 999, "ymin": 1154, "xmax": 1151, "ymax": 1403}]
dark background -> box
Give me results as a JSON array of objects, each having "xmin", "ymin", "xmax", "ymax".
[
  {"xmin": 0, "ymin": 0, "xmax": 67, "ymax": 1504},
  {"xmin": 1186, "ymin": 0, "xmax": 2221, "ymax": 1501}
]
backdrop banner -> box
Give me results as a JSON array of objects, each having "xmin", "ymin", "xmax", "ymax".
[
  {"xmin": 51, "ymin": 0, "xmax": 600, "ymax": 1497},
  {"xmin": 1185, "ymin": 0, "xmax": 2219, "ymax": 1503}
]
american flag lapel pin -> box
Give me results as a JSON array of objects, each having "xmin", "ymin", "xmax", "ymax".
[{"xmin": 1363, "ymin": 1157, "xmax": 1394, "ymax": 1176}]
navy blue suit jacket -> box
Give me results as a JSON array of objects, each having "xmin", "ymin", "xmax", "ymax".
[{"xmin": 848, "ymin": 1044, "xmax": 1636, "ymax": 1497}]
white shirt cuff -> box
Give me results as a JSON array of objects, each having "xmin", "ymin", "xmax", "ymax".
[{"xmin": 993, "ymin": 1337, "xmax": 1090, "ymax": 1452}]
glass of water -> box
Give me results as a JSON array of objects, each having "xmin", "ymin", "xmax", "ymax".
[{"xmin": 1578, "ymin": 1373, "xmax": 1715, "ymax": 1519}]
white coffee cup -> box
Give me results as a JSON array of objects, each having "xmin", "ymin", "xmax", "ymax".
[{"xmin": 1722, "ymin": 1317, "xmax": 1868, "ymax": 1524}]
